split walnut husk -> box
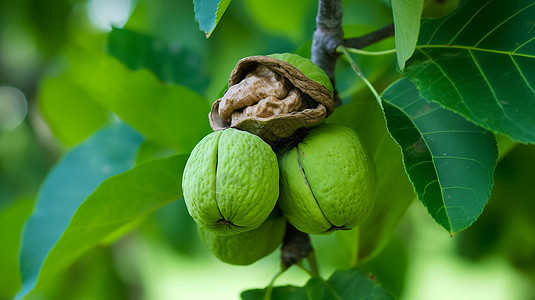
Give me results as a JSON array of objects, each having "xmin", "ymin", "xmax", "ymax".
[{"xmin": 209, "ymin": 54, "xmax": 334, "ymax": 143}]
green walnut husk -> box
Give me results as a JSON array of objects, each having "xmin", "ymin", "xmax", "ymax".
[
  {"xmin": 209, "ymin": 53, "xmax": 334, "ymax": 143},
  {"xmin": 198, "ymin": 211, "xmax": 287, "ymax": 265},
  {"xmin": 182, "ymin": 128, "xmax": 279, "ymax": 236},
  {"xmin": 278, "ymin": 124, "xmax": 376, "ymax": 234}
]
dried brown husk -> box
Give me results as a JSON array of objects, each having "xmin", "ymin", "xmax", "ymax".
[{"xmin": 209, "ymin": 56, "xmax": 334, "ymax": 143}]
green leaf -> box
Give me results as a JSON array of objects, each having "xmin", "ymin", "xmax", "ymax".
[
  {"xmin": 194, "ymin": 0, "xmax": 231, "ymax": 38},
  {"xmin": 326, "ymin": 268, "xmax": 394, "ymax": 299},
  {"xmin": 361, "ymin": 238, "xmax": 408, "ymax": 298},
  {"xmin": 38, "ymin": 75, "xmax": 109, "ymax": 146},
  {"xmin": 17, "ymin": 124, "xmax": 143, "ymax": 299},
  {"xmin": 17, "ymin": 149, "xmax": 188, "ymax": 298},
  {"xmin": 27, "ymin": 154, "xmax": 186, "ymax": 296},
  {"xmin": 67, "ymin": 47, "xmax": 212, "ymax": 153},
  {"xmin": 382, "ymin": 78, "xmax": 498, "ymax": 233},
  {"xmin": 241, "ymin": 285, "xmax": 306, "ymax": 300},
  {"xmin": 241, "ymin": 268, "xmax": 394, "ymax": 300},
  {"xmin": 107, "ymin": 28, "xmax": 210, "ymax": 94},
  {"xmin": 406, "ymin": 0, "xmax": 535, "ymax": 143},
  {"xmin": 25, "ymin": 247, "xmax": 129, "ymax": 300},
  {"xmin": 244, "ymin": 0, "xmax": 315, "ymax": 43},
  {"xmin": 457, "ymin": 144, "xmax": 535, "ymax": 272},
  {"xmin": 0, "ymin": 198, "xmax": 34, "ymax": 299},
  {"xmin": 391, "ymin": 0, "xmax": 425, "ymax": 70}
]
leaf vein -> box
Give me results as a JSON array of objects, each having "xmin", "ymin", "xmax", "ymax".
[
  {"xmin": 432, "ymin": 155, "xmax": 491, "ymax": 173},
  {"xmin": 417, "ymin": 48, "xmax": 477, "ymax": 118},
  {"xmin": 474, "ymin": 1, "xmax": 535, "ymax": 47},
  {"xmin": 510, "ymin": 55, "xmax": 535, "ymax": 94},
  {"xmin": 469, "ymin": 49, "xmax": 528, "ymax": 133},
  {"xmin": 417, "ymin": 44, "xmax": 535, "ymax": 59},
  {"xmin": 448, "ymin": 0, "xmax": 493, "ymax": 45},
  {"xmin": 513, "ymin": 35, "xmax": 535, "ymax": 53}
]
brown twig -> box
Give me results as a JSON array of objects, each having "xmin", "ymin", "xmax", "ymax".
[
  {"xmin": 344, "ymin": 23, "xmax": 395, "ymax": 49},
  {"xmin": 311, "ymin": 0, "xmax": 395, "ymax": 108},
  {"xmin": 311, "ymin": 0, "xmax": 344, "ymax": 107},
  {"xmin": 280, "ymin": 223, "xmax": 313, "ymax": 268}
]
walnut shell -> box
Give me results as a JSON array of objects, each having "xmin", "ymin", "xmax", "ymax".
[{"xmin": 209, "ymin": 54, "xmax": 334, "ymax": 143}]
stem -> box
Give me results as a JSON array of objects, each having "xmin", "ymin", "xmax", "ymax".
[
  {"xmin": 311, "ymin": 0, "xmax": 344, "ymax": 106},
  {"xmin": 306, "ymin": 251, "xmax": 320, "ymax": 277},
  {"xmin": 353, "ymin": 227, "xmax": 360, "ymax": 267},
  {"xmin": 311, "ymin": 1, "xmax": 395, "ymax": 107},
  {"xmin": 338, "ymin": 46, "xmax": 383, "ymax": 108},
  {"xmin": 296, "ymin": 261, "xmax": 314, "ymax": 277},
  {"xmin": 344, "ymin": 23, "xmax": 395, "ymax": 49},
  {"xmin": 341, "ymin": 47, "xmax": 396, "ymax": 56},
  {"xmin": 264, "ymin": 267, "xmax": 287, "ymax": 300},
  {"xmin": 280, "ymin": 223, "xmax": 313, "ymax": 268}
]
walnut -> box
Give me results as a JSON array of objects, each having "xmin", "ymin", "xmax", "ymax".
[{"xmin": 209, "ymin": 54, "xmax": 334, "ymax": 144}]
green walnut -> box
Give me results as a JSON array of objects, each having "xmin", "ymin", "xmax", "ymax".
[
  {"xmin": 278, "ymin": 124, "xmax": 376, "ymax": 234},
  {"xmin": 182, "ymin": 128, "xmax": 279, "ymax": 235},
  {"xmin": 198, "ymin": 211, "xmax": 286, "ymax": 265}
]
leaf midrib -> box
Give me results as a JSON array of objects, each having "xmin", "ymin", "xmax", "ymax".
[
  {"xmin": 382, "ymin": 98, "xmax": 453, "ymax": 232},
  {"xmin": 416, "ymin": 44, "xmax": 535, "ymax": 59}
]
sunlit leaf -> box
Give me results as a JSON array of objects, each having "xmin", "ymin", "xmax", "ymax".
[
  {"xmin": 17, "ymin": 124, "xmax": 143, "ymax": 299},
  {"xmin": 382, "ymin": 78, "xmax": 498, "ymax": 233},
  {"xmin": 406, "ymin": 0, "xmax": 535, "ymax": 143},
  {"xmin": 194, "ymin": 0, "xmax": 231, "ymax": 38},
  {"xmin": 0, "ymin": 198, "xmax": 33, "ymax": 299},
  {"xmin": 67, "ymin": 47, "xmax": 211, "ymax": 153},
  {"xmin": 39, "ymin": 75, "xmax": 109, "ymax": 146},
  {"xmin": 107, "ymin": 28, "xmax": 210, "ymax": 94},
  {"xmin": 17, "ymin": 130, "xmax": 188, "ymax": 298},
  {"xmin": 391, "ymin": 0, "xmax": 424, "ymax": 70}
]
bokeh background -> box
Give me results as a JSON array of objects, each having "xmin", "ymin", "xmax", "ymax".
[{"xmin": 1, "ymin": 0, "xmax": 534, "ymax": 299}]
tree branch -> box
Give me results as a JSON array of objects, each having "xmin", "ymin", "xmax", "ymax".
[
  {"xmin": 280, "ymin": 223, "xmax": 313, "ymax": 268},
  {"xmin": 311, "ymin": 0, "xmax": 344, "ymax": 107},
  {"xmin": 344, "ymin": 23, "xmax": 395, "ymax": 49}
]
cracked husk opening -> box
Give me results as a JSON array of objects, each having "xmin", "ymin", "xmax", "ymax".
[{"xmin": 209, "ymin": 56, "xmax": 334, "ymax": 143}]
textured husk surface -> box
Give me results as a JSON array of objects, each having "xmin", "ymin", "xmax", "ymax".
[{"xmin": 209, "ymin": 55, "xmax": 334, "ymax": 143}]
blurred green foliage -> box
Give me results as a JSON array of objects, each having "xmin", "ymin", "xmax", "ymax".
[
  {"xmin": 0, "ymin": 0, "xmax": 533, "ymax": 299},
  {"xmin": 457, "ymin": 145, "xmax": 535, "ymax": 281}
]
